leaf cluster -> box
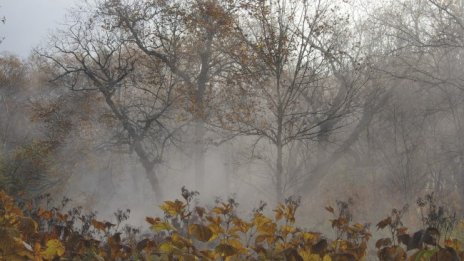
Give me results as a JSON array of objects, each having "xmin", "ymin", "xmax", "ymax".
[
  {"xmin": 375, "ymin": 197, "xmax": 464, "ymax": 261},
  {"xmin": 3, "ymin": 187, "xmax": 464, "ymax": 260}
]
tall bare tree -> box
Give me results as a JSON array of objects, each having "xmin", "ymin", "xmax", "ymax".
[
  {"xmin": 212, "ymin": 0, "xmax": 365, "ymax": 201},
  {"xmin": 97, "ymin": 0, "xmax": 244, "ymax": 191},
  {"xmin": 40, "ymin": 6, "xmax": 181, "ymax": 200}
]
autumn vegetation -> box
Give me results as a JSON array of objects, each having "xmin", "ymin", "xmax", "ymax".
[
  {"xmin": 3, "ymin": 0, "xmax": 464, "ymax": 260},
  {"xmin": 2, "ymin": 187, "xmax": 464, "ymax": 260}
]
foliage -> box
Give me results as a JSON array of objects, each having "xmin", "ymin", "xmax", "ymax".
[
  {"xmin": 416, "ymin": 193, "xmax": 458, "ymax": 241},
  {"xmin": 0, "ymin": 187, "xmax": 368, "ymax": 261},
  {"xmin": 0, "ymin": 141, "xmax": 55, "ymax": 196},
  {"xmin": 376, "ymin": 193, "xmax": 463, "ymax": 261},
  {"xmin": 2, "ymin": 187, "xmax": 464, "ymax": 260}
]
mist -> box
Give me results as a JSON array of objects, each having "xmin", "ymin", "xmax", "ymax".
[{"xmin": 2, "ymin": 0, "xmax": 464, "ymax": 260}]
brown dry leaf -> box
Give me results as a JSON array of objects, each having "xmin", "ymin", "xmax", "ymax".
[
  {"xmin": 188, "ymin": 224, "xmax": 213, "ymax": 242},
  {"xmin": 376, "ymin": 217, "xmax": 392, "ymax": 230},
  {"xmin": 37, "ymin": 208, "xmax": 53, "ymax": 220},
  {"xmin": 445, "ymin": 238, "xmax": 462, "ymax": 252},
  {"xmin": 375, "ymin": 238, "xmax": 392, "ymax": 249},
  {"xmin": 91, "ymin": 219, "xmax": 106, "ymax": 232},
  {"xmin": 195, "ymin": 206, "xmax": 206, "ymax": 218},
  {"xmin": 215, "ymin": 243, "xmax": 238, "ymax": 257},
  {"xmin": 311, "ymin": 238, "xmax": 328, "ymax": 256},
  {"xmin": 325, "ymin": 206, "xmax": 334, "ymax": 214},
  {"xmin": 145, "ymin": 216, "xmax": 160, "ymax": 225},
  {"xmin": 331, "ymin": 218, "xmax": 348, "ymax": 229},
  {"xmin": 396, "ymin": 227, "xmax": 408, "ymax": 235},
  {"xmin": 377, "ymin": 246, "xmax": 406, "ymax": 261},
  {"xmin": 15, "ymin": 216, "xmax": 38, "ymax": 237}
]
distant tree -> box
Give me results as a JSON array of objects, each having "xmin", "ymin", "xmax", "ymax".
[
  {"xmin": 349, "ymin": 0, "xmax": 464, "ymax": 202},
  {"xmin": 0, "ymin": 55, "xmax": 63, "ymax": 196},
  {"xmin": 212, "ymin": 0, "xmax": 365, "ymax": 201},
  {"xmin": 0, "ymin": 55, "xmax": 28, "ymax": 149}
]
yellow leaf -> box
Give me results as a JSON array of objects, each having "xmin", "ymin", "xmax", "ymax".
[
  {"xmin": 159, "ymin": 242, "xmax": 175, "ymax": 254},
  {"xmin": 322, "ymin": 255, "xmax": 332, "ymax": 261},
  {"xmin": 200, "ymin": 249, "xmax": 217, "ymax": 260},
  {"xmin": 281, "ymin": 225, "xmax": 296, "ymax": 237},
  {"xmin": 352, "ymin": 223, "xmax": 365, "ymax": 232},
  {"xmin": 41, "ymin": 239, "xmax": 65, "ymax": 259},
  {"xmin": 274, "ymin": 204, "xmax": 284, "ymax": 221},
  {"xmin": 206, "ymin": 215, "xmax": 222, "ymax": 225},
  {"xmin": 298, "ymin": 249, "xmax": 322, "ymax": 261},
  {"xmin": 302, "ymin": 232, "xmax": 320, "ymax": 244},
  {"xmin": 231, "ymin": 217, "xmax": 252, "ymax": 233},
  {"xmin": 340, "ymin": 241, "xmax": 349, "ymax": 251},
  {"xmin": 189, "ymin": 224, "xmax": 213, "ymax": 242},
  {"xmin": 151, "ymin": 221, "xmax": 175, "ymax": 232},
  {"xmin": 160, "ymin": 200, "xmax": 185, "ymax": 216},
  {"xmin": 253, "ymin": 214, "xmax": 276, "ymax": 235},
  {"xmin": 227, "ymin": 238, "xmax": 247, "ymax": 254},
  {"xmin": 212, "ymin": 203, "xmax": 233, "ymax": 215},
  {"xmin": 172, "ymin": 233, "xmax": 192, "ymax": 249}
]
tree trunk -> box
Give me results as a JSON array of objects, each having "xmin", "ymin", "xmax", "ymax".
[
  {"xmin": 298, "ymin": 91, "xmax": 391, "ymax": 195},
  {"xmin": 224, "ymin": 142, "xmax": 233, "ymax": 195},
  {"xmin": 276, "ymin": 141, "xmax": 284, "ymax": 203},
  {"xmin": 192, "ymin": 31, "xmax": 213, "ymax": 193},
  {"xmin": 193, "ymin": 120, "xmax": 205, "ymax": 192},
  {"xmin": 276, "ymin": 102, "xmax": 284, "ymax": 203},
  {"xmin": 144, "ymin": 166, "xmax": 163, "ymax": 202},
  {"xmin": 102, "ymin": 92, "xmax": 164, "ymax": 199}
]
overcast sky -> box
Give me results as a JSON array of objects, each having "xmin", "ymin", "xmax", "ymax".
[{"xmin": 0, "ymin": 0, "xmax": 76, "ymax": 58}]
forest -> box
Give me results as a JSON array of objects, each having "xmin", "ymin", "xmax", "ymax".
[{"xmin": 2, "ymin": 0, "xmax": 464, "ymax": 260}]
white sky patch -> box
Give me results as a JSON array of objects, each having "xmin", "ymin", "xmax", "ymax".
[{"xmin": 0, "ymin": 0, "xmax": 76, "ymax": 58}]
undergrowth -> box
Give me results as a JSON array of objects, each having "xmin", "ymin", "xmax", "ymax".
[{"xmin": 0, "ymin": 188, "xmax": 462, "ymax": 260}]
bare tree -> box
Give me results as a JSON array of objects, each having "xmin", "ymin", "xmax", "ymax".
[
  {"xmin": 97, "ymin": 0, "xmax": 244, "ymax": 192},
  {"xmin": 40, "ymin": 6, "xmax": 181, "ymax": 200},
  {"xmin": 364, "ymin": 0, "xmax": 464, "ymax": 199},
  {"xmin": 212, "ymin": 0, "xmax": 365, "ymax": 201}
]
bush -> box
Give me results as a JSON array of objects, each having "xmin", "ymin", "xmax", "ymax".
[{"xmin": 0, "ymin": 188, "xmax": 462, "ymax": 260}]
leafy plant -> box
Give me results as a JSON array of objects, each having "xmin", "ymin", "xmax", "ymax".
[
  {"xmin": 3, "ymin": 187, "xmax": 462, "ymax": 260},
  {"xmin": 375, "ymin": 194, "xmax": 464, "ymax": 261}
]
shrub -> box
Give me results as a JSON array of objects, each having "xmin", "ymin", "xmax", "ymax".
[{"xmin": 0, "ymin": 188, "xmax": 463, "ymax": 260}]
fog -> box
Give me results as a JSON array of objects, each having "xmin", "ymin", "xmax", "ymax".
[{"xmin": 1, "ymin": 0, "xmax": 464, "ymax": 259}]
